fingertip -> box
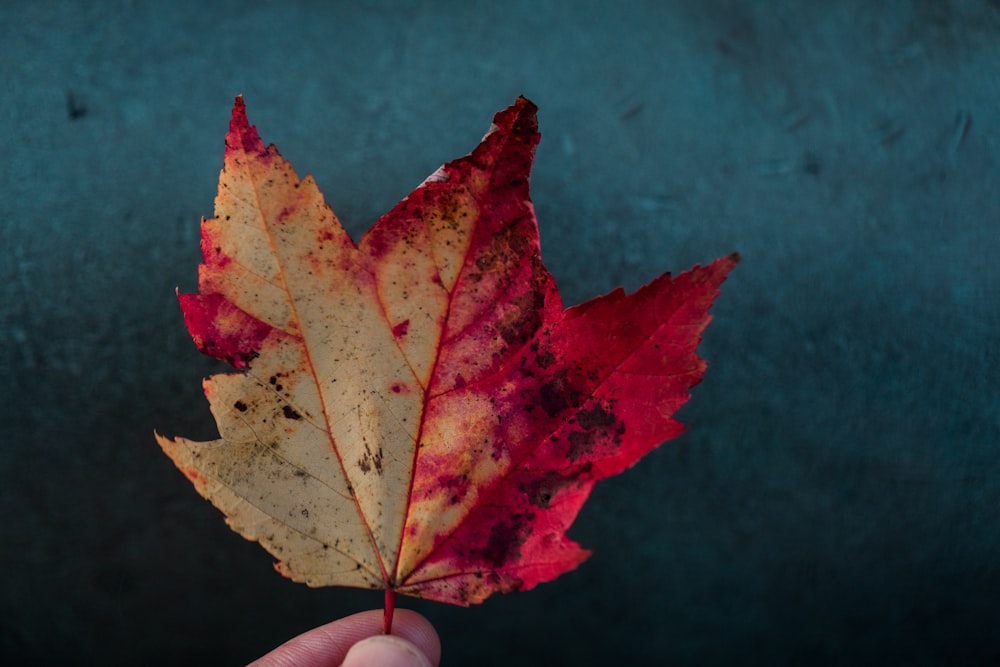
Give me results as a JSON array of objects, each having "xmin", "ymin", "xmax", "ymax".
[
  {"xmin": 246, "ymin": 608, "xmax": 440, "ymax": 667},
  {"xmin": 389, "ymin": 609, "xmax": 441, "ymax": 665},
  {"xmin": 341, "ymin": 635, "xmax": 432, "ymax": 667}
]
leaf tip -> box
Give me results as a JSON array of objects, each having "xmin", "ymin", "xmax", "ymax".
[
  {"xmin": 498, "ymin": 95, "xmax": 539, "ymax": 137},
  {"xmin": 711, "ymin": 251, "xmax": 741, "ymax": 285},
  {"xmin": 227, "ymin": 94, "xmax": 265, "ymax": 157}
]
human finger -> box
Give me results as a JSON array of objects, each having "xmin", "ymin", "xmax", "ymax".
[{"xmin": 246, "ymin": 608, "xmax": 440, "ymax": 667}]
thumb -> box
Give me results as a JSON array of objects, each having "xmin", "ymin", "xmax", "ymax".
[{"xmin": 341, "ymin": 635, "xmax": 434, "ymax": 667}]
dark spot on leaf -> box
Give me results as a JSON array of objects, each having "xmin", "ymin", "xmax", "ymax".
[
  {"xmin": 539, "ymin": 371, "xmax": 582, "ymax": 417},
  {"xmin": 392, "ymin": 319, "xmax": 410, "ymax": 338},
  {"xmin": 282, "ymin": 405, "xmax": 301, "ymax": 420},
  {"xmin": 496, "ymin": 290, "xmax": 545, "ymax": 347},
  {"xmin": 521, "ymin": 472, "xmax": 567, "ymax": 509},
  {"xmin": 358, "ymin": 442, "xmax": 383, "ymax": 475},
  {"xmin": 568, "ymin": 430, "xmax": 595, "ymax": 460},
  {"xmin": 479, "ymin": 516, "xmax": 531, "ymax": 568},
  {"xmin": 438, "ymin": 474, "xmax": 471, "ymax": 504},
  {"xmin": 234, "ymin": 400, "xmax": 248, "ymax": 412},
  {"xmin": 576, "ymin": 405, "xmax": 617, "ymax": 431}
]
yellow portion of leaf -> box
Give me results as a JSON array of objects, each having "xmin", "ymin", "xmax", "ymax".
[
  {"xmin": 159, "ymin": 128, "xmax": 413, "ymax": 583},
  {"xmin": 160, "ymin": 109, "xmax": 493, "ymax": 588}
]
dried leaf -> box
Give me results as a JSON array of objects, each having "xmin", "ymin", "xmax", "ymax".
[{"xmin": 156, "ymin": 96, "xmax": 737, "ymax": 607}]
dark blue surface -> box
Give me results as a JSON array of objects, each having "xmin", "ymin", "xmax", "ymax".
[{"xmin": 2, "ymin": 1, "xmax": 998, "ymax": 664}]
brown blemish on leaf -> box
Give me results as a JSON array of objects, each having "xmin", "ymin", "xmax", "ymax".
[
  {"xmin": 521, "ymin": 472, "xmax": 569, "ymax": 509},
  {"xmin": 479, "ymin": 516, "xmax": 531, "ymax": 568},
  {"xmin": 436, "ymin": 474, "xmax": 471, "ymax": 505},
  {"xmin": 576, "ymin": 405, "xmax": 617, "ymax": 431},
  {"xmin": 495, "ymin": 290, "xmax": 545, "ymax": 347},
  {"xmin": 538, "ymin": 370, "xmax": 583, "ymax": 417},
  {"xmin": 535, "ymin": 349, "xmax": 556, "ymax": 368},
  {"xmin": 567, "ymin": 430, "xmax": 595, "ymax": 461},
  {"xmin": 358, "ymin": 442, "xmax": 384, "ymax": 475}
]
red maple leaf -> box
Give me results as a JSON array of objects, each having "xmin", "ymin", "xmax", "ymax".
[{"xmin": 156, "ymin": 96, "xmax": 737, "ymax": 631}]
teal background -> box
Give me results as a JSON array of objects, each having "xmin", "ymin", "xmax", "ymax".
[{"xmin": 2, "ymin": 1, "xmax": 998, "ymax": 664}]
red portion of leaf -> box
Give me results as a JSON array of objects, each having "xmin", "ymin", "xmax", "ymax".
[
  {"xmin": 178, "ymin": 292, "xmax": 276, "ymax": 369},
  {"xmin": 226, "ymin": 95, "xmax": 267, "ymax": 159},
  {"xmin": 396, "ymin": 255, "xmax": 737, "ymax": 603},
  {"xmin": 157, "ymin": 95, "xmax": 738, "ymax": 608}
]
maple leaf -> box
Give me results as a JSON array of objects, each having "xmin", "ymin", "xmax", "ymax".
[{"xmin": 156, "ymin": 96, "xmax": 737, "ymax": 626}]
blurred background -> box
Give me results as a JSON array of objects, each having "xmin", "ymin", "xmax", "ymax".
[{"xmin": 2, "ymin": 1, "xmax": 998, "ymax": 664}]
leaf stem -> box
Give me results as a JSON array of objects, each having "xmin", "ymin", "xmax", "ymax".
[{"xmin": 382, "ymin": 589, "xmax": 396, "ymax": 635}]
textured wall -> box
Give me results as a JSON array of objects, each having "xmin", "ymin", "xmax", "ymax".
[{"xmin": 2, "ymin": 1, "xmax": 998, "ymax": 664}]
